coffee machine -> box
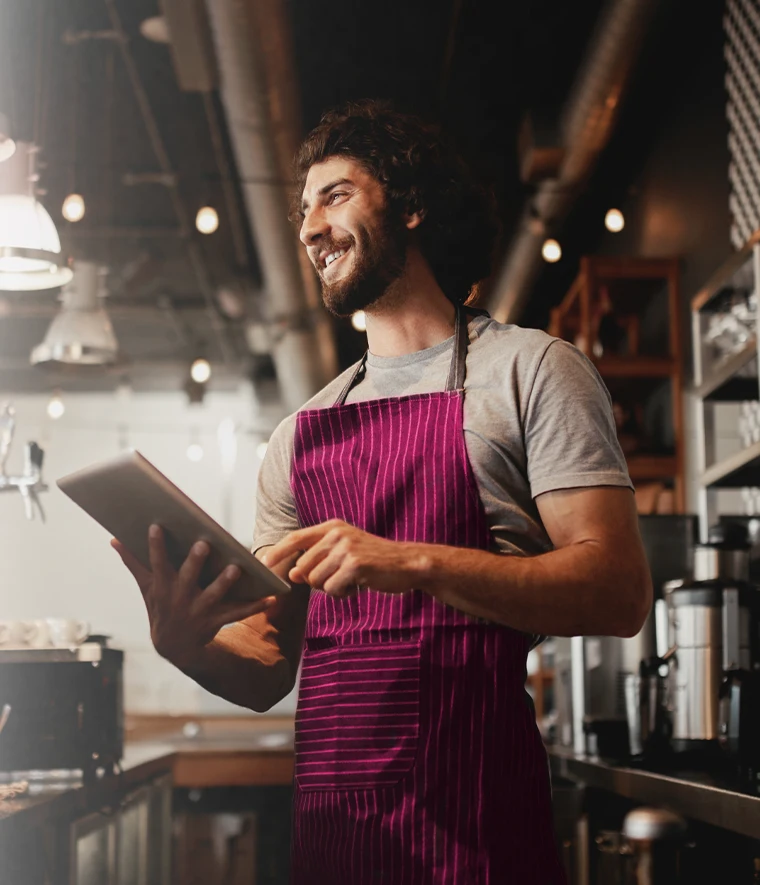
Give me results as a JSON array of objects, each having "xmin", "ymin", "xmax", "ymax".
[
  {"xmin": 667, "ymin": 523, "xmax": 760, "ymax": 787},
  {"xmin": 555, "ymin": 515, "xmax": 697, "ymax": 758}
]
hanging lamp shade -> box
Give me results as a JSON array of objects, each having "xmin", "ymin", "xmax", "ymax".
[
  {"xmin": 31, "ymin": 261, "xmax": 120, "ymax": 367},
  {"xmin": 0, "ymin": 142, "xmax": 72, "ymax": 291},
  {"xmin": 0, "ymin": 112, "xmax": 16, "ymax": 163}
]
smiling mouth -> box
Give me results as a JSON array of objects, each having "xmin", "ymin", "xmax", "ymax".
[{"xmin": 321, "ymin": 247, "xmax": 351, "ymax": 274}]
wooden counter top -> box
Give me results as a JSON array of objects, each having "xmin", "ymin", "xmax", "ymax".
[{"xmin": 0, "ymin": 716, "xmax": 296, "ymax": 830}]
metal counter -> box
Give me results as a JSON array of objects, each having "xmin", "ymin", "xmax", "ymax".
[{"xmin": 549, "ymin": 746, "xmax": 760, "ymax": 840}]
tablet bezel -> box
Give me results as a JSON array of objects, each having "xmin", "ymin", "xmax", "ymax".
[{"xmin": 57, "ymin": 450, "xmax": 290, "ymax": 603}]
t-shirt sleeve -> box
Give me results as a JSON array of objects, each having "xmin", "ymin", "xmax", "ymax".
[
  {"xmin": 523, "ymin": 339, "xmax": 633, "ymax": 498},
  {"xmin": 252, "ymin": 415, "xmax": 300, "ymax": 552}
]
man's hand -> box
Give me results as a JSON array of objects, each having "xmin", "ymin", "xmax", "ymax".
[
  {"xmin": 112, "ymin": 524, "xmax": 276, "ymax": 671},
  {"xmin": 261, "ymin": 519, "xmax": 425, "ymax": 598}
]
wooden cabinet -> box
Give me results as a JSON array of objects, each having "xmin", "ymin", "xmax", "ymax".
[{"xmin": 548, "ymin": 256, "xmax": 685, "ymax": 512}]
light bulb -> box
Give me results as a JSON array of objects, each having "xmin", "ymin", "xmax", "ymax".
[
  {"xmin": 541, "ymin": 238, "xmax": 562, "ymax": 263},
  {"xmin": 351, "ymin": 311, "xmax": 367, "ymax": 332},
  {"xmin": 605, "ymin": 208, "xmax": 625, "ymax": 233},
  {"xmin": 186, "ymin": 443, "xmax": 204, "ymax": 462},
  {"xmin": 47, "ymin": 394, "xmax": 65, "ymax": 420},
  {"xmin": 191, "ymin": 358, "xmax": 211, "ymax": 384},
  {"xmin": 256, "ymin": 441, "xmax": 269, "ymax": 461},
  {"xmin": 195, "ymin": 206, "xmax": 219, "ymax": 235},
  {"xmin": 62, "ymin": 193, "xmax": 85, "ymax": 223}
]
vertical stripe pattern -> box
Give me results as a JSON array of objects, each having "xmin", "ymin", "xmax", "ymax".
[{"xmin": 289, "ymin": 332, "xmax": 565, "ymax": 883}]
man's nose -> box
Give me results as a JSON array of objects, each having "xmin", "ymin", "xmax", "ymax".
[{"xmin": 299, "ymin": 206, "xmax": 328, "ymax": 247}]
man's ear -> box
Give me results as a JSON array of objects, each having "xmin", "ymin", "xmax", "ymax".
[{"xmin": 403, "ymin": 207, "xmax": 425, "ymax": 230}]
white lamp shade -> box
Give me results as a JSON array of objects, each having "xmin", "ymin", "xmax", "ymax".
[
  {"xmin": 31, "ymin": 261, "xmax": 120, "ymax": 366},
  {"xmin": 0, "ymin": 142, "xmax": 72, "ymax": 291},
  {"xmin": 0, "ymin": 112, "xmax": 16, "ymax": 164},
  {"xmin": 0, "ymin": 194, "xmax": 62, "ymax": 267},
  {"xmin": 0, "ymin": 138, "xmax": 15, "ymax": 164}
]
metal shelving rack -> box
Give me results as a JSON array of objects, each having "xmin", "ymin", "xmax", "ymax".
[{"xmin": 692, "ymin": 231, "xmax": 760, "ymax": 539}]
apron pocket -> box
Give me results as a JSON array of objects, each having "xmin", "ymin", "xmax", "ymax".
[{"xmin": 295, "ymin": 640, "xmax": 421, "ymax": 791}]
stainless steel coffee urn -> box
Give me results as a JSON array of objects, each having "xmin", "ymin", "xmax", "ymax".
[{"xmin": 668, "ymin": 524, "xmax": 756, "ymax": 759}]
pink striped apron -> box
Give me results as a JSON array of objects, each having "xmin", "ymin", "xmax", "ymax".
[{"xmin": 289, "ymin": 308, "xmax": 566, "ymax": 884}]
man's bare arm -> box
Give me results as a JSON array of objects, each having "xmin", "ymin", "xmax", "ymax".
[
  {"xmin": 414, "ymin": 488, "xmax": 651, "ymax": 636},
  {"xmin": 264, "ymin": 487, "xmax": 652, "ymax": 638}
]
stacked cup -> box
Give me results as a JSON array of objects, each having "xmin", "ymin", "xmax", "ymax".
[{"xmin": 0, "ymin": 619, "xmax": 90, "ymax": 649}]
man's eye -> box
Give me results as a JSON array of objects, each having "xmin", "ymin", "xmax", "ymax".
[{"xmin": 328, "ymin": 192, "xmax": 346, "ymax": 204}]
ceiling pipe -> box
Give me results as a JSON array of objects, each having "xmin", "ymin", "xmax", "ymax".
[
  {"xmin": 203, "ymin": 0, "xmax": 338, "ymax": 414},
  {"xmin": 484, "ymin": 0, "xmax": 660, "ymax": 324},
  {"xmin": 102, "ymin": 0, "xmax": 239, "ymax": 369}
]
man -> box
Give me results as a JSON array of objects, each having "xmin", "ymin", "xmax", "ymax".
[{"xmin": 115, "ymin": 100, "xmax": 651, "ymax": 884}]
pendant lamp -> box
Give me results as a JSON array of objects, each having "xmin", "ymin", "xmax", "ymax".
[
  {"xmin": 31, "ymin": 261, "xmax": 120, "ymax": 367},
  {"xmin": 0, "ymin": 142, "xmax": 72, "ymax": 291},
  {"xmin": 0, "ymin": 113, "xmax": 16, "ymax": 163}
]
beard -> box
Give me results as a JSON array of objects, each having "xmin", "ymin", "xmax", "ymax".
[{"xmin": 318, "ymin": 212, "xmax": 408, "ymax": 317}]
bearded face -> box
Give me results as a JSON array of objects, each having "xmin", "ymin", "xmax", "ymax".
[
  {"xmin": 316, "ymin": 209, "xmax": 408, "ymax": 317},
  {"xmin": 299, "ymin": 157, "xmax": 412, "ymax": 318}
]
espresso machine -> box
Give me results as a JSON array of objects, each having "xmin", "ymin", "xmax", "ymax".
[
  {"xmin": 0, "ymin": 643, "xmax": 124, "ymax": 781},
  {"xmin": 667, "ymin": 523, "xmax": 760, "ymax": 788},
  {"xmin": 554, "ymin": 515, "xmax": 697, "ymax": 758}
]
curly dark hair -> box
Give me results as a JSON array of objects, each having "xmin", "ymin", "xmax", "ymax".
[{"xmin": 292, "ymin": 100, "xmax": 500, "ymax": 306}]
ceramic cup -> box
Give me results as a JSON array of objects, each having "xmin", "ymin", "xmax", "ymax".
[
  {"xmin": 45, "ymin": 618, "xmax": 90, "ymax": 648},
  {"xmin": 0, "ymin": 620, "xmax": 37, "ymax": 648},
  {"xmin": 25, "ymin": 619, "xmax": 53, "ymax": 649}
]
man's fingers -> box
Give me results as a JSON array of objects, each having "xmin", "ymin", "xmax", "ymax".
[
  {"xmin": 299, "ymin": 547, "xmax": 342, "ymax": 589},
  {"xmin": 322, "ymin": 563, "xmax": 361, "ymax": 598},
  {"xmin": 290, "ymin": 543, "xmax": 333, "ymax": 585},
  {"xmin": 261, "ymin": 523, "xmax": 337, "ymax": 568},
  {"xmin": 147, "ymin": 525, "xmax": 172, "ymax": 578},
  {"xmin": 211, "ymin": 596, "xmax": 277, "ymax": 631},
  {"xmin": 178, "ymin": 540, "xmax": 211, "ymax": 588},
  {"xmin": 199, "ymin": 563, "xmax": 244, "ymax": 608}
]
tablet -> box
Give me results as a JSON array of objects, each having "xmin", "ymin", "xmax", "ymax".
[{"xmin": 57, "ymin": 450, "xmax": 290, "ymax": 603}]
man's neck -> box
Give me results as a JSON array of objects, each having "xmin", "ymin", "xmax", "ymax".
[{"xmin": 363, "ymin": 250, "xmax": 457, "ymax": 357}]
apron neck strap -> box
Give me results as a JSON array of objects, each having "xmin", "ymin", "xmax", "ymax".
[{"xmin": 333, "ymin": 306, "xmax": 487, "ymax": 406}]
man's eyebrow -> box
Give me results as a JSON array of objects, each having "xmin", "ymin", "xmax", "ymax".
[{"xmin": 301, "ymin": 178, "xmax": 353, "ymax": 213}]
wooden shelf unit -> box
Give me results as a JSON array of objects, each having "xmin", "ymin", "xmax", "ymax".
[{"xmin": 548, "ymin": 255, "xmax": 685, "ymax": 511}]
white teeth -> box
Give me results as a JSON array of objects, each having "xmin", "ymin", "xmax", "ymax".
[{"xmin": 324, "ymin": 248, "xmax": 346, "ymax": 267}]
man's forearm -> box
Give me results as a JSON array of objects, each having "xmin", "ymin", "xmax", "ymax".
[
  {"xmin": 178, "ymin": 579, "xmax": 311, "ymax": 714},
  {"xmin": 179, "ymin": 622, "xmax": 293, "ymax": 713},
  {"xmin": 412, "ymin": 540, "xmax": 651, "ymax": 637}
]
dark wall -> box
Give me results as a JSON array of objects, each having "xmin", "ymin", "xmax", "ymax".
[
  {"xmin": 595, "ymin": 6, "xmax": 732, "ymax": 307},
  {"xmin": 521, "ymin": 0, "xmax": 733, "ymax": 351}
]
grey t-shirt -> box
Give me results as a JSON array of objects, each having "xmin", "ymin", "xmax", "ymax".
[{"xmin": 253, "ymin": 315, "xmax": 633, "ymax": 556}]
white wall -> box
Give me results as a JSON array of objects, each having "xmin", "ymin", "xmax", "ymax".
[{"xmin": 0, "ymin": 387, "xmax": 298, "ymax": 717}]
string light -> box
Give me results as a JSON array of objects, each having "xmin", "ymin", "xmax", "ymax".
[
  {"xmin": 190, "ymin": 358, "xmax": 211, "ymax": 384},
  {"xmin": 46, "ymin": 393, "xmax": 65, "ymax": 420},
  {"xmin": 351, "ymin": 311, "xmax": 367, "ymax": 332},
  {"xmin": 195, "ymin": 206, "xmax": 219, "ymax": 234},
  {"xmin": 186, "ymin": 443, "xmax": 204, "ymax": 462},
  {"xmin": 62, "ymin": 193, "xmax": 85, "ymax": 223},
  {"xmin": 541, "ymin": 238, "xmax": 562, "ymax": 263},
  {"xmin": 605, "ymin": 208, "xmax": 625, "ymax": 233}
]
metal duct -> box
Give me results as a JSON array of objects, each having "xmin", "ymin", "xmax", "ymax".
[
  {"xmin": 484, "ymin": 0, "xmax": 660, "ymax": 323},
  {"xmin": 203, "ymin": 0, "xmax": 338, "ymax": 414}
]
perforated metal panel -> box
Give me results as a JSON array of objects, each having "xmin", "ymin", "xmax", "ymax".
[{"xmin": 725, "ymin": 0, "xmax": 760, "ymax": 249}]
